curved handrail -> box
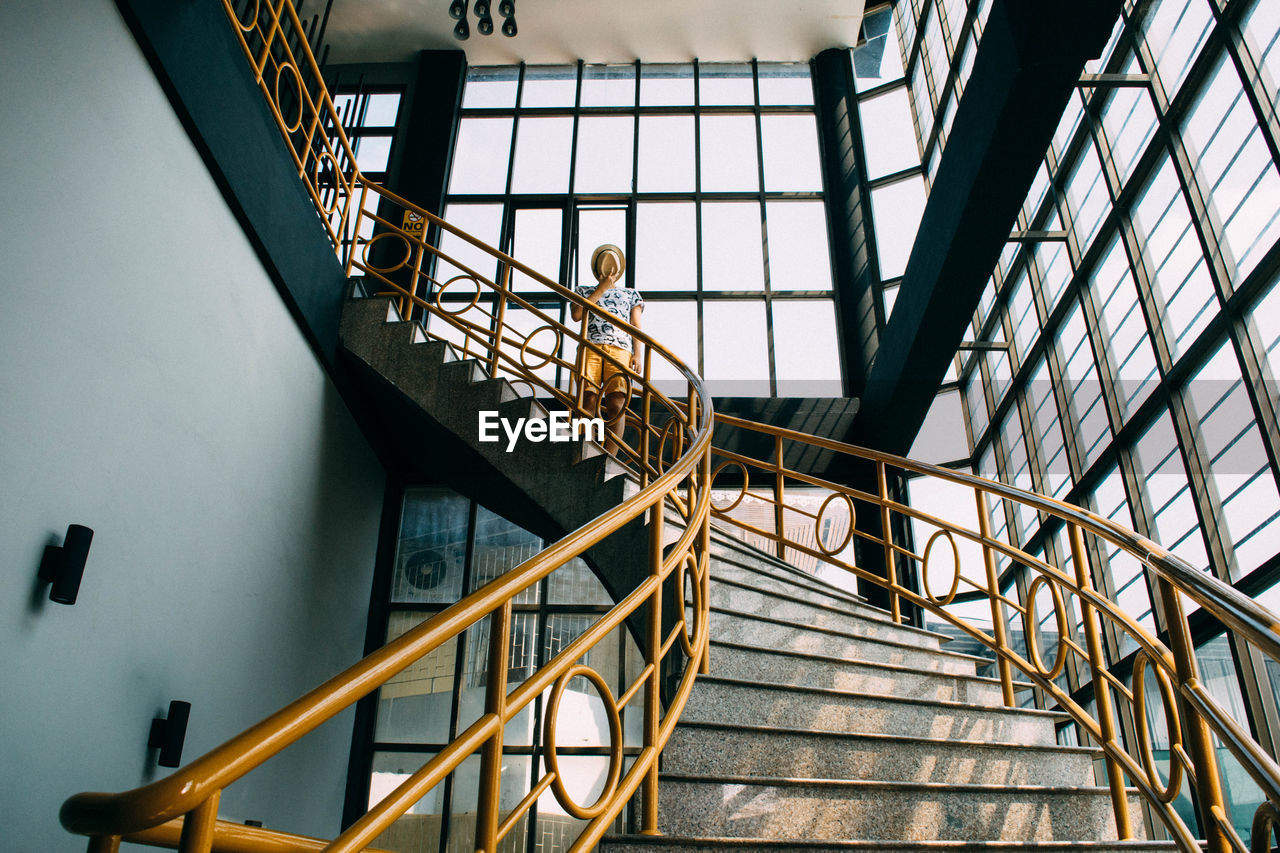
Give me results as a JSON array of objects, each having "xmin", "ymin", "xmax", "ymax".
[
  {"xmin": 60, "ymin": 2, "xmax": 714, "ymax": 851},
  {"xmin": 708, "ymin": 411, "xmax": 1280, "ymax": 853}
]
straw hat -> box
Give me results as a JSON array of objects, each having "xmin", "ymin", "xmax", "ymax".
[{"xmin": 590, "ymin": 244, "xmax": 626, "ymax": 279}]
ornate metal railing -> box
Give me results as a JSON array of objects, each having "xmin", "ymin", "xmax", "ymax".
[
  {"xmin": 58, "ymin": 2, "xmax": 713, "ymax": 851},
  {"xmin": 707, "ymin": 412, "xmax": 1280, "ymax": 853}
]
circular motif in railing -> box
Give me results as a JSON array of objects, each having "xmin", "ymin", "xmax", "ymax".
[
  {"xmin": 677, "ymin": 550, "xmax": 705, "ymax": 658},
  {"xmin": 709, "ymin": 460, "xmax": 749, "ymax": 513},
  {"xmin": 434, "ymin": 274, "xmax": 483, "ymax": 314},
  {"xmin": 1251, "ymin": 802, "xmax": 1280, "ymax": 853},
  {"xmin": 921, "ymin": 529, "xmax": 962, "ymax": 606},
  {"xmin": 1021, "ymin": 574, "xmax": 1069, "ymax": 680},
  {"xmin": 361, "ymin": 232, "xmax": 413, "ymax": 275},
  {"xmin": 1132, "ymin": 651, "xmax": 1183, "ymax": 804},
  {"xmin": 519, "ymin": 325, "xmax": 562, "ymax": 371},
  {"xmin": 312, "ymin": 152, "xmax": 343, "ymax": 214},
  {"xmin": 656, "ymin": 418, "xmax": 685, "ymax": 476},
  {"xmin": 543, "ymin": 664, "xmax": 623, "ymax": 820},
  {"xmin": 235, "ymin": 0, "xmax": 260, "ymax": 30},
  {"xmin": 815, "ymin": 492, "xmax": 855, "ymax": 556},
  {"xmin": 507, "ymin": 378, "xmax": 537, "ymax": 398},
  {"xmin": 274, "ymin": 62, "xmax": 305, "ymax": 134}
]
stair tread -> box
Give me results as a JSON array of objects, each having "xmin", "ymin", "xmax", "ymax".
[
  {"xmin": 673, "ymin": 720, "xmax": 1099, "ymax": 755},
  {"xmin": 709, "ymin": 527, "xmax": 871, "ymax": 603},
  {"xmin": 696, "ymin": 674, "xmax": 1068, "ymax": 718},
  {"xmin": 659, "ymin": 772, "xmax": 1119, "ymax": 794},
  {"xmin": 603, "ymin": 838, "xmax": 1177, "ymax": 850},
  {"xmin": 709, "ymin": 639, "xmax": 1022, "ymax": 689}
]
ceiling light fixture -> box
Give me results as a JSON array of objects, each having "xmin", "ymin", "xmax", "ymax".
[{"xmin": 450, "ymin": 0, "xmax": 516, "ymax": 40}]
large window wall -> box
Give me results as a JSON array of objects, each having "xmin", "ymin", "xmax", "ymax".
[
  {"xmin": 908, "ymin": 0, "xmax": 1280, "ymax": 843},
  {"xmin": 438, "ymin": 61, "xmax": 843, "ymax": 397}
]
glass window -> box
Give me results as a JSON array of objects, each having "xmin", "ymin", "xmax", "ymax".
[
  {"xmin": 1184, "ymin": 342, "xmax": 1280, "ymax": 576},
  {"xmin": 999, "ymin": 407, "xmax": 1038, "ymax": 543},
  {"xmin": 1097, "ymin": 57, "xmax": 1158, "ymax": 184},
  {"xmin": 1006, "ymin": 268, "xmax": 1039, "ymax": 367},
  {"xmin": 765, "ymin": 201, "xmax": 834, "ymax": 292},
  {"xmin": 354, "ymin": 136, "xmax": 392, "ymax": 173},
  {"xmin": 869, "ymin": 175, "xmax": 928, "ymax": 278},
  {"xmin": 1242, "ymin": 0, "xmax": 1280, "ymax": 105},
  {"xmin": 1064, "ymin": 143, "xmax": 1111, "ymax": 252},
  {"xmin": 1139, "ymin": 0, "xmax": 1214, "ymax": 100},
  {"xmin": 510, "ymin": 116, "xmax": 573, "ymax": 194},
  {"xmin": 637, "ymin": 115, "xmax": 695, "ymax": 193},
  {"xmin": 853, "ymin": 5, "xmax": 905, "ymax": 88},
  {"xmin": 1131, "ymin": 157, "xmax": 1217, "ymax": 360},
  {"xmin": 698, "ymin": 63, "xmax": 755, "ymax": 105},
  {"xmin": 701, "ymin": 202, "xmax": 765, "ymax": 292},
  {"xmin": 580, "ymin": 63, "xmax": 635, "ymax": 107},
  {"xmin": 1181, "ymin": 54, "xmax": 1280, "ymax": 285},
  {"xmin": 703, "ymin": 301, "xmax": 770, "ymax": 395},
  {"xmin": 699, "ymin": 114, "xmax": 760, "ymax": 192},
  {"xmin": 462, "ymin": 66, "xmax": 519, "ymax": 108},
  {"xmin": 519, "ymin": 65, "xmax": 577, "ymax": 108},
  {"xmin": 1034, "ymin": 213, "xmax": 1072, "ymax": 308},
  {"xmin": 760, "ymin": 114, "xmax": 824, "ymax": 192},
  {"xmin": 859, "ymin": 86, "xmax": 921, "ymax": 179},
  {"xmin": 1133, "ymin": 413, "xmax": 1210, "ymax": 573},
  {"xmin": 574, "ymin": 116, "xmax": 635, "ymax": 193},
  {"xmin": 1058, "ymin": 303, "xmax": 1111, "ymax": 468},
  {"xmin": 772, "ymin": 300, "xmax": 842, "ymax": 396},
  {"xmin": 639, "ymin": 63, "xmax": 695, "ymax": 106},
  {"xmin": 757, "ymin": 63, "xmax": 814, "ymax": 105},
  {"xmin": 1027, "ymin": 357, "xmax": 1072, "ymax": 497},
  {"xmin": 1090, "ymin": 466, "xmax": 1156, "ymax": 653},
  {"xmin": 1090, "ymin": 236, "xmax": 1159, "ymax": 418},
  {"xmin": 1250, "ymin": 278, "xmax": 1280, "ymax": 411},
  {"xmin": 635, "ymin": 202, "xmax": 697, "ymax": 293},
  {"xmin": 642, "ymin": 300, "xmax": 699, "ymax": 392},
  {"xmin": 510, "ymin": 208, "xmax": 563, "ymax": 291},
  {"xmin": 448, "ymin": 117, "xmax": 514, "ymax": 194}
]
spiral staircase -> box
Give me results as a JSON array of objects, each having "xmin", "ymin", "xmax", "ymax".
[{"xmin": 54, "ymin": 3, "xmax": 1280, "ymax": 853}]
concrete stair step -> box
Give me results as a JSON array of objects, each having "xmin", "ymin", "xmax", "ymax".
[
  {"xmin": 707, "ymin": 609, "xmax": 985, "ymax": 675},
  {"xmin": 602, "ymin": 839, "xmax": 1176, "ymax": 852},
  {"xmin": 682, "ymin": 677, "xmax": 1064, "ymax": 744},
  {"xmin": 707, "ymin": 641, "xmax": 1003, "ymax": 704},
  {"xmin": 664, "ymin": 721, "xmax": 1098, "ymax": 785},
  {"xmin": 650, "ymin": 775, "xmax": 1137, "ymax": 843},
  {"xmin": 707, "ymin": 576, "xmax": 935, "ymax": 643},
  {"xmin": 708, "ymin": 528, "xmax": 870, "ymax": 607}
]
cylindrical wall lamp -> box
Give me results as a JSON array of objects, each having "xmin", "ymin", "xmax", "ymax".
[
  {"xmin": 149, "ymin": 700, "xmax": 192, "ymax": 768},
  {"xmin": 39, "ymin": 524, "xmax": 94, "ymax": 605}
]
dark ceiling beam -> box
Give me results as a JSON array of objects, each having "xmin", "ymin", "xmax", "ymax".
[{"xmin": 848, "ymin": 0, "xmax": 1122, "ymax": 456}]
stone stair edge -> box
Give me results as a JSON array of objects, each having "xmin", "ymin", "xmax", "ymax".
[
  {"xmin": 707, "ymin": 606, "xmax": 995, "ymax": 667},
  {"xmin": 671, "ymin": 719, "xmax": 1099, "ymax": 756},
  {"xmin": 601, "ymin": 839, "xmax": 1178, "ymax": 850},
  {"xmin": 707, "ymin": 524, "xmax": 873, "ymax": 601},
  {"xmin": 697, "ymin": 674, "xmax": 1071, "ymax": 719},
  {"xmin": 708, "ymin": 638, "xmax": 1022, "ymax": 689},
  {"xmin": 657, "ymin": 772, "xmax": 1124, "ymax": 796}
]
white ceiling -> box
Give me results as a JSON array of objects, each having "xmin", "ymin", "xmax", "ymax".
[{"xmin": 324, "ymin": 0, "xmax": 867, "ymax": 65}]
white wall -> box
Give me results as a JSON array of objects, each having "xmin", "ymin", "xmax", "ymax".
[{"xmin": 0, "ymin": 1, "xmax": 386, "ymax": 849}]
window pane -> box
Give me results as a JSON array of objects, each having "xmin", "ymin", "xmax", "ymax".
[
  {"xmin": 1090, "ymin": 466, "xmax": 1156, "ymax": 655},
  {"xmin": 699, "ymin": 63, "xmax": 754, "ymax": 105},
  {"xmin": 520, "ymin": 65, "xmax": 577, "ymax": 107},
  {"xmin": 376, "ymin": 614, "xmax": 456, "ymax": 744},
  {"xmin": 757, "ymin": 63, "xmax": 814, "ymax": 105},
  {"xmin": 510, "ymin": 117, "xmax": 573, "ymax": 194},
  {"xmin": 701, "ymin": 202, "xmax": 764, "ymax": 292},
  {"xmin": 761, "ymin": 114, "xmax": 823, "ymax": 191},
  {"xmin": 909, "ymin": 388, "xmax": 969, "ymax": 463},
  {"xmin": 1140, "ymin": 0, "xmax": 1214, "ymax": 99},
  {"xmin": 642, "ymin": 300, "xmax": 699, "ymax": 392},
  {"xmin": 638, "ymin": 115, "xmax": 695, "ymax": 192},
  {"xmin": 574, "ymin": 207, "xmax": 628, "ymax": 289},
  {"xmin": 574, "ymin": 116, "xmax": 635, "ymax": 193},
  {"xmin": 765, "ymin": 201, "xmax": 833, "ymax": 292},
  {"xmin": 448, "ymin": 117, "xmax": 513, "ymax": 194},
  {"xmin": 1242, "ymin": 0, "xmax": 1280, "ymax": 106},
  {"xmin": 1064, "ymin": 143, "xmax": 1110, "ymax": 252},
  {"xmin": 1059, "ymin": 302, "xmax": 1111, "ymax": 468},
  {"xmin": 772, "ymin": 299, "xmax": 842, "ymax": 396},
  {"xmin": 580, "ymin": 63, "xmax": 635, "ymax": 107},
  {"xmin": 1027, "ymin": 357, "xmax": 1072, "ymax": 497},
  {"xmin": 699, "ymin": 115, "xmax": 759, "ymax": 192},
  {"xmin": 1131, "ymin": 157, "xmax": 1217, "ymax": 360},
  {"xmin": 703, "ymin": 301, "xmax": 769, "ymax": 395},
  {"xmin": 463, "ymin": 66, "xmax": 519, "ymax": 108},
  {"xmin": 859, "ymin": 86, "xmax": 921, "ymax": 179},
  {"xmin": 510, "ymin": 208, "xmax": 563, "ymax": 291},
  {"xmin": 354, "ymin": 135, "xmax": 392, "ymax": 173},
  {"xmin": 870, "ymin": 175, "xmax": 928, "ymax": 279},
  {"xmin": 854, "ymin": 5, "xmax": 905, "ymax": 88},
  {"xmin": 636, "ymin": 202, "xmax": 697, "ymax": 293},
  {"xmin": 1184, "ymin": 342, "xmax": 1280, "ymax": 576},
  {"xmin": 361, "ymin": 93, "xmax": 402, "ymax": 127},
  {"xmin": 1097, "ymin": 58, "xmax": 1157, "ymax": 184},
  {"xmin": 1090, "ymin": 235, "xmax": 1159, "ymax": 418},
  {"xmin": 392, "ymin": 488, "xmax": 470, "ymax": 604},
  {"xmin": 1133, "ymin": 413, "xmax": 1209, "ymax": 573},
  {"xmin": 436, "ymin": 203, "xmax": 504, "ymax": 287},
  {"xmin": 1182, "ymin": 54, "xmax": 1280, "ymax": 285},
  {"xmin": 640, "ymin": 63, "xmax": 695, "ymax": 105},
  {"xmin": 1250, "ymin": 277, "xmax": 1280, "ymax": 412}
]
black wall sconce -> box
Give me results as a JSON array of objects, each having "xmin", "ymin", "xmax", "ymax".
[
  {"xmin": 39, "ymin": 524, "xmax": 94, "ymax": 605},
  {"xmin": 149, "ymin": 700, "xmax": 192, "ymax": 768}
]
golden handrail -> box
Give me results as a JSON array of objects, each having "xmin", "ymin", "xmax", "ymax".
[
  {"xmin": 708, "ymin": 411, "xmax": 1280, "ymax": 853},
  {"xmin": 60, "ymin": 2, "xmax": 714, "ymax": 851}
]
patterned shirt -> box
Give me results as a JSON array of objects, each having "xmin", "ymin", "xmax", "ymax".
[{"xmin": 575, "ymin": 285, "xmax": 644, "ymax": 351}]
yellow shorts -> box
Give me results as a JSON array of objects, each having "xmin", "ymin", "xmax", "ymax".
[{"xmin": 579, "ymin": 344, "xmax": 633, "ymax": 396}]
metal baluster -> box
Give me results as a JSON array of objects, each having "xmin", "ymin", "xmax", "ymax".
[
  {"xmin": 1068, "ymin": 523, "xmax": 1133, "ymax": 840},
  {"xmin": 774, "ymin": 435, "xmax": 786, "ymax": 560},
  {"xmin": 475, "ymin": 600, "xmax": 513, "ymax": 852},
  {"xmin": 975, "ymin": 488, "xmax": 1016, "ymax": 706},
  {"xmin": 641, "ymin": 504, "xmax": 664, "ymax": 835},
  {"xmin": 490, "ymin": 263, "xmax": 510, "ymax": 378},
  {"xmin": 877, "ymin": 462, "xmax": 902, "ymax": 624},
  {"xmin": 177, "ymin": 792, "xmax": 220, "ymax": 853}
]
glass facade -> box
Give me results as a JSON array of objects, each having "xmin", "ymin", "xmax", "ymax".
[
  {"xmin": 367, "ymin": 488, "xmax": 641, "ymax": 853},
  {"xmin": 441, "ymin": 61, "xmax": 843, "ymax": 397}
]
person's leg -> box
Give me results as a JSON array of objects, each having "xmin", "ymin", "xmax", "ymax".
[{"xmin": 601, "ymin": 391, "xmax": 627, "ymax": 453}]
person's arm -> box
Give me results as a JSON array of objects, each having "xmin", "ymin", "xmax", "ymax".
[
  {"xmin": 629, "ymin": 302, "xmax": 644, "ymax": 372},
  {"xmin": 570, "ymin": 271, "xmax": 617, "ymax": 323}
]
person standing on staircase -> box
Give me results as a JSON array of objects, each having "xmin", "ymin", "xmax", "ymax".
[{"xmin": 570, "ymin": 243, "xmax": 643, "ymax": 456}]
